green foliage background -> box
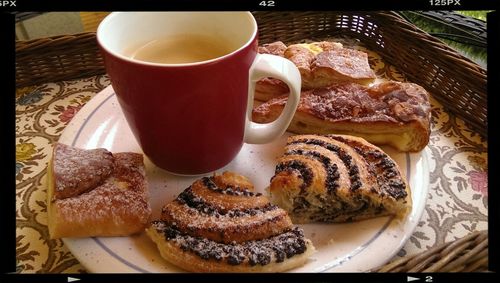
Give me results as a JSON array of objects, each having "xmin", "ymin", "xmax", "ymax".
[{"xmin": 400, "ymin": 11, "xmax": 488, "ymax": 68}]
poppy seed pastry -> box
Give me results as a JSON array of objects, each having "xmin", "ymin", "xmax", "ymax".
[
  {"xmin": 253, "ymin": 81, "xmax": 431, "ymax": 152},
  {"xmin": 268, "ymin": 134, "xmax": 412, "ymax": 223},
  {"xmin": 47, "ymin": 143, "xmax": 152, "ymax": 239},
  {"xmin": 146, "ymin": 171, "xmax": 315, "ymax": 272}
]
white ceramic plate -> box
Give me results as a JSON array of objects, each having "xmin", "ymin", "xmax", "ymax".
[{"xmin": 59, "ymin": 85, "xmax": 430, "ymax": 273}]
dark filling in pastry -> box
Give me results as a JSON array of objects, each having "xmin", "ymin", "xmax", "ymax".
[
  {"xmin": 274, "ymin": 160, "xmax": 313, "ymax": 192},
  {"xmin": 290, "ymin": 194, "xmax": 386, "ymax": 222},
  {"xmin": 285, "ymin": 149, "xmax": 340, "ymax": 194},
  {"xmin": 328, "ymin": 135, "xmax": 407, "ymax": 200},
  {"xmin": 152, "ymin": 221, "xmax": 308, "ymax": 266},
  {"xmin": 201, "ymin": 177, "xmax": 262, "ymax": 197},
  {"xmin": 173, "ymin": 186, "xmax": 278, "ymax": 217},
  {"xmin": 275, "ymin": 136, "xmax": 404, "ymax": 222},
  {"xmin": 289, "ymin": 138, "xmax": 362, "ymax": 192}
]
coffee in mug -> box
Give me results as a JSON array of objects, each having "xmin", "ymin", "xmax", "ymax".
[{"xmin": 125, "ymin": 35, "xmax": 232, "ymax": 64}]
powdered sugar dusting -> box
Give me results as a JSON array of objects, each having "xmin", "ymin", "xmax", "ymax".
[
  {"xmin": 189, "ymin": 178, "xmax": 268, "ymax": 211},
  {"xmin": 164, "ymin": 201, "xmax": 285, "ymax": 230},
  {"xmin": 53, "ymin": 143, "xmax": 114, "ymax": 199},
  {"xmin": 314, "ymin": 48, "xmax": 376, "ymax": 79},
  {"xmin": 161, "ymin": 200, "xmax": 289, "ymax": 243},
  {"xmin": 152, "ymin": 221, "xmax": 308, "ymax": 266},
  {"xmin": 152, "ymin": 172, "xmax": 298, "ymax": 244},
  {"xmin": 54, "ymin": 151, "xmax": 151, "ymax": 232}
]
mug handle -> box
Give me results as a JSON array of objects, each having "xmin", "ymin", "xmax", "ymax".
[{"xmin": 244, "ymin": 54, "xmax": 301, "ymax": 144}]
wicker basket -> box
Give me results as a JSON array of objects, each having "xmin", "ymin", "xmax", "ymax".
[
  {"xmin": 374, "ymin": 230, "xmax": 488, "ymax": 272},
  {"xmin": 14, "ymin": 11, "xmax": 488, "ymax": 273},
  {"xmin": 15, "ymin": 11, "xmax": 487, "ymax": 137},
  {"xmin": 16, "ymin": 32, "xmax": 105, "ymax": 88}
]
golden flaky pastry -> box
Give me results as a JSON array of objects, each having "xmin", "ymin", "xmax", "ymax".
[
  {"xmin": 47, "ymin": 143, "xmax": 151, "ymax": 239},
  {"xmin": 255, "ymin": 41, "xmax": 376, "ymax": 101},
  {"xmin": 253, "ymin": 81, "xmax": 431, "ymax": 152}
]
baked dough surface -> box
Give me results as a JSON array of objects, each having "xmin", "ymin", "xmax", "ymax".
[
  {"xmin": 253, "ymin": 81, "xmax": 431, "ymax": 152},
  {"xmin": 146, "ymin": 171, "xmax": 315, "ymax": 272},
  {"xmin": 47, "ymin": 143, "xmax": 151, "ymax": 239},
  {"xmin": 269, "ymin": 134, "xmax": 412, "ymax": 223},
  {"xmin": 255, "ymin": 41, "xmax": 376, "ymax": 101}
]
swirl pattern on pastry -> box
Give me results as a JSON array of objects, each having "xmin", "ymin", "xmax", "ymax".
[
  {"xmin": 269, "ymin": 134, "xmax": 412, "ymax": 223},
  {"xmin": 146, "ymin": 171, "xmax": 315, "ymax": 272}
]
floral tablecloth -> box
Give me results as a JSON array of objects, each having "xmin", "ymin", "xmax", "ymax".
[{"xmin": 15, "ymin": 53, "xmax": 488, "ymax": 273}]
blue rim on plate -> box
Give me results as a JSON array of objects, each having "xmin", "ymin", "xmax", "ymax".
[{"xmin": 60, "ymin": 86, "xmax": 429, "ymax": 273}]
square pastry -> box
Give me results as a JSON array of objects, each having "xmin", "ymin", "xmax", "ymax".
[{"xmin": 47, "ymin": 143, "xmax": 151, "ymax": 238}]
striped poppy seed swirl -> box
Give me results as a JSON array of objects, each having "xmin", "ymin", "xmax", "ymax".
[
  {"xmin": 146, "ymin": 172, "xmax": 315, "ymax": 272},
  {"xmin": 274, "ymin": 160, "xmax": 313, "ymax": 192},
  {"xmin": 285, "ymin": 149, "xmax": 339, "ymax": 193},
  {"xmin": 269, "ymin": 135, "xmax": 411, "ymax": 224},
  {"xmin": 151, "ymin": 220, "xmax": 308, "ymax": 266},
  {"xmin": 328, "ymin": 135, "xmax": 408, "ymax": 200},
  {"xmin": 201, "ymin": 176, "xmax": 260, "ymax": 197},
  {"xmin": 290, "ymin": 138, "xmax": 362, "ymax": 192},
  {"xmin": 176, "ymin": 187, "xmax": 279, "ymax": 217},
  {"xmin": 160, "ymin": 172, "xmax": 295, "ymax": 244}
]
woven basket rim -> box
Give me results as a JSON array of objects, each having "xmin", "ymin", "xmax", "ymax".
[{"xmin": 15, "ymin": 11, "xmax": 487, "ymax": 137}]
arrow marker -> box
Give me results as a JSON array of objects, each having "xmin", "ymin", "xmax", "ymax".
[
  {"xmin": 68, "ymin": 277, "xmax": 81, "ymax": 282},
  {"xmin": 407, "ymin": 276, "xmax": 420, "ymax": 282}
]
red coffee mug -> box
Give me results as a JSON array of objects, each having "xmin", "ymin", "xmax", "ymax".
[{"xmin": 97, "ymin": 12, "xmax": 301, "ymax": 175}]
